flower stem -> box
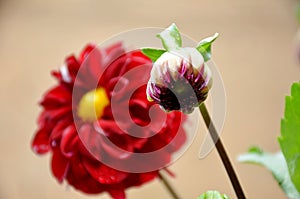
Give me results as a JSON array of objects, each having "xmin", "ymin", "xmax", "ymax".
[
  {"xmin": 158, "ymin": 171, "xmax": 181, "ymax": 199},
  {"xmin": 199, "ymin": 103, "xmax": 246, "ymax": 199}
]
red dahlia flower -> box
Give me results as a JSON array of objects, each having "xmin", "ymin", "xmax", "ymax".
[{"xmin": 31, "ymin": 42, "xmax": 187, "ymax": 199}]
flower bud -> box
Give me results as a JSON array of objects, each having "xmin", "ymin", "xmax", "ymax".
[{"xmin": 147, "ymin": 47, "xmax": 212, "ymax": 113}]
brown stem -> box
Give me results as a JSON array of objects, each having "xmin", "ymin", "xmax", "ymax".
[
  {"xmin": 199, "ymin": 103, "xmax": 246, "ymax": 199},
  {"xmin": 158, "ymin": 171, "xmax": 181, "ymax": 199}
]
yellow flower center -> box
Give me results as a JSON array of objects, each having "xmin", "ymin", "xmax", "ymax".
[{"xmin": 77, "ymin": 88, "xmax": 109, "ymax": 122}]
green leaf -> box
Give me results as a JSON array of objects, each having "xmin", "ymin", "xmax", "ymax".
[
  {"xmin": 279, "ymin": 82, "xmax": 300, "ymax": 193},
  {"xmin": 157, "ymin": 23, "xmax": 182, "ymax": 51},
  {"xmin": 196, "ymin": 33, "xmax": 219, "ymax": 62},
  {"xmin": 141, "ymin": 48, "xmax": 166, "ymax": 62},
  {"xmin": 238, "ymin": 147, "xmax": 300, "ymax": 199},
  {"xmin": 197, "ymin": 191, "xmax": 229, "ymax": 199}
]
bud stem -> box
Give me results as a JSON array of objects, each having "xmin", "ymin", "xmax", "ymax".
[
  {"xmin": 158, "ymin": 171, "xmax": 181, "ymax": 199},
  {"xmin": 199, "ymin": 103, "xmax": 246, "ymax": 199}
]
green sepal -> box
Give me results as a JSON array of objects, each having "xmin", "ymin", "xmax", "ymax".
[
  {"xmin": 157, "ymin": 23, "xmax": 182, "ymax": 51},
  {"xmin": 196, "ymin": 33, "xmax": 219, "ymax": 62},
  {"xmin": 141, "ymin": 48, "xmax": 166, "ymax": 62}
]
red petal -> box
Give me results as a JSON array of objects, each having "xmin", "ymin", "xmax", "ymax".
[
  {"xmin": 80, "ymin": 123, "xmax": 132, "ymax": 160},
  {"xmin": 129, "ymin": 99, "xmax": 150, "ymax": 126},
  {"xmin": 104, "ymin": 42, "xmax": 124, "ymax": 59},
  {"xmin": 65, "ymin": 55, "xmax": 80, "ymax": 77},
  {"xmin": 121, "ymin": 172, "xmax": 157, "ymax": 188},
  {"xmin": 138, "ymin": 172, "xmax": 158, "ymax": 184},
  {"xmin": 164, "ymin": 168, "xmax": 176, "ymax": 178},
  {"xmin": 96, "ymin": 120, "xmax": 125, "ymax": 136},
  {"xmin": 60, "ymin": 125, "xmax": 78, "ymax": 157},
  {"xmin": 107, "ymin": 76, "xmax": 129, "ymax": 102},
  {"xmin": 96, "ymin": 121, "xmax": 137, "ymax": 153},
  {"xmin": 50, "ymin": 117, "xmax": 73, "ymax": 141},
  {"xmin": 108, "ymin": 188, "xmax": 126, "ymax": 199},
  {"xmin": 37, "ymin": 111, "xmax": 52, "ymax": 126},
  {"xmin": 83, "ymin": 158, "xmax": 128, "ymax": 184},
  {"xmin": 77, "ymin": 124, "xmax": 113, "ymax": 160},
  {"xmin": 166, "ymin": 127, "xmax": 187, "ymax": 152},
  {"xmin": 51, "ymin": 70, "xmax": 62, "ymax": 81},
  {"xmin": 46, "ymin": 106, "xmax": 72, "ymax": 121},
  {"xmin": 67, "ymin": 176, "xmax": 103, "ymax": 194},
  {"xmin": 68, "ymin": 156, "xmax": 89, "ymax": 179},
  {"xmin": 51, "ymin": 149, "xmax": 69, "ymax": 183},
  {"xmin": 40, "ymin": 85, "xmax": 71, "ymax": 108},
  {"xmin": 79, "ymin": 44, "xmax": 97, "ymax": 63},
  {"xmin": 95, "ymin": 119, "xmax": 148, "ymax": 151},
  {"xmin": 66, "ymin": 157, "xmax": 104, "ymax": 194},
  {"xmin": 98, "ymin": 54, "xmax": 128, "ymax": 87},
  {"xmin": 31, "ymin": 127, "xmax": 50, "ymax": 154}
]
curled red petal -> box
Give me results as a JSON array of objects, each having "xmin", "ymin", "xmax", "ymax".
[
  {"xmin": 81, "ymin": 123, "xmax": 132, "ymax": 160},
  {"xmin": 60, "ymin": 125, "xmax": 78, "ymax": 157},
  {"xmin": 50, "ymin": 117, "xmax": 73, "ymax": 141},
  {"xmin": 83, "ymin": 158, "xmax": 128, "ymax": 184},
  {"xmin": 96, "ymin": 120, "xmax": 143, "ymax": 152}
]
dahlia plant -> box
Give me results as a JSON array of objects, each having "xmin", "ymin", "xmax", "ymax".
[{"xmin": 31, "ymin": 23, "xmax": 300, "ymax": 199}]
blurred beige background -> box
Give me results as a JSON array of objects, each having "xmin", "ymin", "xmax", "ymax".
[{"xmin": 0, "ymin": 0, "xmax": 299, "ymax": 198}]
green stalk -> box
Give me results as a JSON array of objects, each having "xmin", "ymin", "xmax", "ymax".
[
  {"xmin": 158, "ymin": 171, "xmax": 181, "ymax": 199},
  {"xmin": 199, "ymin": 103, "xmax": 246, "ymax": 199}
]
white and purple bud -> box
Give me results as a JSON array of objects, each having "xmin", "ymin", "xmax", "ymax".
[
  {"xmin": 146, "ymin": 48, "xmax": 212, "ymax": 113},
  {"xmin": 142, "ymin": 23, "xmax": 218, "ymax": 114}
]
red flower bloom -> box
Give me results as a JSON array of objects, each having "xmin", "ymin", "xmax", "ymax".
[{"xmin": 31, "ymin": 42, "xmax": 187, "ymax": 199}]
